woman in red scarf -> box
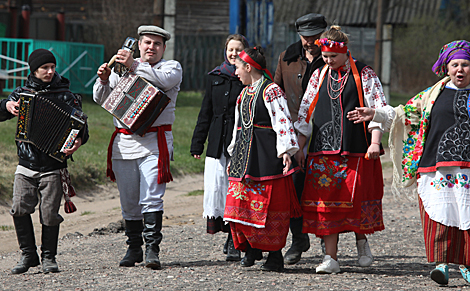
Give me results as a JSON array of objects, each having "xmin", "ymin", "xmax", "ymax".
[
  {"xmin": 223, "ymin": 47, "xmax": 301, "ymax": 272},
  {"xmin": 294, "ymin": 26, "xmax": 394, "ymax": 274}
]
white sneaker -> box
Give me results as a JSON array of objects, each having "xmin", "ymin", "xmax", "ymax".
[
  {"xmin": 316, "ymin": 255, "xmax": 340, "ymax": 274},
  {"xmin": 356, "ymin": 239, "xmax": 373, "ymax": 267}
]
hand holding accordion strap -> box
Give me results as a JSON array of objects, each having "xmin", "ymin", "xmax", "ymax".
[
  {"xmin": 59, "ymin": 168, "xmax": 77, "ymax": 214},
  {"xmin": 106, "ymin": 125, "xmax": 173, "ymax": 184}
]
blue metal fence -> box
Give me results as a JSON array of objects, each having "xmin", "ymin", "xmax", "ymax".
[{"xmin": 0, "ymin": 38, "xmax": 104, "ymax": 95}]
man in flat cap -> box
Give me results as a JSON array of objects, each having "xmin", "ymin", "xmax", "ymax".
[
  {"xmin": 93, "ymin": 25, "xmax": 182, "ymax": 270},
  {"xmin": 274, "ymin": 13, "xmax": 327, "ymax": 265}
]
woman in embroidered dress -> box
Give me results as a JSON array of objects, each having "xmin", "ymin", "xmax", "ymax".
[
  {"xmin": 381, "ymin": 40, "xmax": 470, "ymax": 285},
  {"xmin": 223, "ymin": 47, "xmax": 301, "ymax": 272},
  {"xmin": 294, "ymin": 26, "xmax": 395, "ymax": 274},
  {"xmin": 190, "ymin": 34, "xmax": 249, "ymax": 261}
]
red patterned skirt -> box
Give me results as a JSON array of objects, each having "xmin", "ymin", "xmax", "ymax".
[
  {"xmin": 419, "ymin": 197, "xmax": 470, "ymax": 264},
  {"xmin": 301, "ymin": 154, "xmax": 385, "ymax": 236},
  {"xmin": 224, "ymin": 176, "xmax": 300, "ymax": 252}
]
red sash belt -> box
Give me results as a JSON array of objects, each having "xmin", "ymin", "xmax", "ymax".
[{"xmin": 107, "ymin": 125, "xmax": 173, "ymax": 184}]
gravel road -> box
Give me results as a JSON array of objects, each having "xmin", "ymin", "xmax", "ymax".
[{"xmin": 1, "ymin": 170, "xmax": 469, "ymax": 290}]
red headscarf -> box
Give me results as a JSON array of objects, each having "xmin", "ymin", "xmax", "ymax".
[{"xmin": 239, "ymin": 49, "xmax": 273, "ymax": 81}]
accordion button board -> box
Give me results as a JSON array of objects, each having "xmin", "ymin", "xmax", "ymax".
[
  {"xmin": 16, "ymin": 92, "xmax": 87, "ymax": 162},
  {"xmin": 101, "ymin": 73, "xmax": 170, "ymax": 136}
]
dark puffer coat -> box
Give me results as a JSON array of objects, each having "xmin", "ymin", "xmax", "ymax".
[{"xmin": 0, "ymin": 73, "xmax": 89, "ymax": 172}]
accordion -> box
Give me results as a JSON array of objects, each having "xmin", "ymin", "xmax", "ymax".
[
  {"xmin": 16, "ymin": 92, "xmax": 87, "ymax": 162},
  {"xmin": 101, "ymin": 73, "xmax": 170, "ymax": 136}
]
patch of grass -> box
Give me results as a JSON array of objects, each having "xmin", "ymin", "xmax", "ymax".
[
  {"xmin": 176, "ymin": 91, "xmax": 204, "ymax": 107},
  {"xmin": 80, "ymin": 211, "xmax": 95, "ymax": 216},
  {"xmin": 381, "ymin": 161, "xmax": 393, "ymax": 169},
  {"xmin": 0, "ymin": 91, "xmax": 207, "ymax": 204},
  {"xmin": 186, "ymin": 189, "xmax": 204, "ymax": 196},
  {"xmin": 389, "ymin": 92, "xmax": 412, "ymax": 107},
  {"xmin": 0, "ymin": 225, "xmax": 14, "ymax": 231}
]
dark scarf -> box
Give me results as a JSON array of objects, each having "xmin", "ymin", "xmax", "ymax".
[
  {"xmin": 209, "ymin": 36, "xmax": 249, "ymax": 79},
  {"xmin": 30, "ymin": 74, "xmax": 56, "ymax": 90}
]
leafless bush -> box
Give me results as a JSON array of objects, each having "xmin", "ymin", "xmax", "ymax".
[{"xmin": 392, "ymin": 9, "xmax": 470, "ymax": 94}]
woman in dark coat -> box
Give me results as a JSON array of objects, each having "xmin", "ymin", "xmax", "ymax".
[{"xmin": 190, "ymin": 34, "xmax": 249, "ymax": 261}]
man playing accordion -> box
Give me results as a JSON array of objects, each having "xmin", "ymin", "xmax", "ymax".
[
  {"xmin": 0, "ymin": 49, "xmax": 89, "ymax": 274},
  {"xmin": 93, "ymin": 25, "xmax": 182, "ymax": 270}
]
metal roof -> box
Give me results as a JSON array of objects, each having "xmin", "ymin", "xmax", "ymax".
[{"xmin": 275, "ymin": 0, "xmax": 443, "ymax": 26}]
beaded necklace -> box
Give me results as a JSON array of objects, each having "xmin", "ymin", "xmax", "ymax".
[
  {"xmin": 240, "ymin": 76, "xmax": 265, "ymax": 141},
  {"xmin": 327, "ymin": 68, "xmax": 349, "ymax": 100}
]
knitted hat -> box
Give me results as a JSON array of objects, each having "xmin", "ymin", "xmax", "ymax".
[{"xmin": 28, "ymin": 49, "xmax": 56, "ymax": 73}]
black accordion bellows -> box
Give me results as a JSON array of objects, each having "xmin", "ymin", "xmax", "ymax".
[{"xmin": 16, "ymin": 92, "xmax": 87, "ymax": 162}]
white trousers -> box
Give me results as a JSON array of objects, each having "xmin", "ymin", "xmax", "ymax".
[{"xmin": 113, "ymin": 155, "xmax": 166, "ymax": 220}]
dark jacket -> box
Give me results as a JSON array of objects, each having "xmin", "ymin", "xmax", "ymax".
[
  {"xmin": 274, "ymin": 40, "xmax": 325, "ymax": 122},
  {"xmin": 0, "ymin": 73, "xmax": 89, "ymax": 172},
  {"xmin": 190, "ymin": 74, "xmax": 244, "ymax": 159}
]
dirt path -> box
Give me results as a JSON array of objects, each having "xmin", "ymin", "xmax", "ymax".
[
  {"xmin": 4, "ymin": 151, "xmax": 457, "ymax": 291},
  {"xmin": 0, "ymin": 174, "xmax": 205, "ymax": 254}
]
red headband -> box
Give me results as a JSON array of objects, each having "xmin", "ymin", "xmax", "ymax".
[
  {"xmin": 315, "ymin": 38, "xmax": 348, "ymax": 54},
  {"xmin": 239, "ymin": 50, "xmax": 273, "ymax": 81}
]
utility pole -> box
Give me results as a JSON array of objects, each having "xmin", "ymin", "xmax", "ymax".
[
  {"xmin": 153, "ymin": 0, "xmax": 164, "ymax": 27},
  {"xmin": 374, "ymin": 0, "xmax": 383, "ymax": 78}
]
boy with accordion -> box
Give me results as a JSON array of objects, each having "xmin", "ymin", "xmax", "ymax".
[{"xmin": 0, "ymin": 49, "xmax": 89, "ymax": 274}]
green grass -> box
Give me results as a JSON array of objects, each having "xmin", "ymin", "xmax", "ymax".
[
  {"xmin": 80, "ymin": 211, "xmax": 95, "ymax": 216},
  {"xmin": 0, "ymin": 91, "xmax": 206, "ymax": 203},
  {"xmin": 186, "ymin": 189, "xmax": 204, "ymax": 196},
  {"xmin": 0, "ymin": 225, "xmax": 14, "ymax": 231},
  {"xmin": 389, "ymin": 92, "xmax": 412, "ymax": 107}
]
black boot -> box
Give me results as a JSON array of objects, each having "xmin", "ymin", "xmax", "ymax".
[
  {"xmin": 240, "ymin": 244, "xmax": 263, "ymax": 267},
  {"xmin": 284, "ymin": 216, "xmax": 310, "ymax": 265},
  {"xmin": 226, "ymin": 232, "xmax": 241, "ymax": 261},
  {"xmin": 261, "ymin": 250, "xmax": 284, "ymax": 272},
  {"xmin": 223, "ymin": 234, "xmax": 230, "ymax": 254},
  {"xmin": 143, "ymin": 211, "xmax": 163, "ymax": 270},
  {"xmin": 11, "ymin": 215, "xmax": 40, "ymax": 274},
  {"xmin": 119, "ymin": 220, "xmax": 144, "ymax": 267},
  {"xmin": 41, "ymin": 224, "xmax": 60, "ymax": 273}
]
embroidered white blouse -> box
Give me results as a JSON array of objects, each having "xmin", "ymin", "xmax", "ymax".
[
  {"xmin": 227, "ymin": 77, "xmax": 299, "ymax": 158},
  {"xmin": 294, "ymin": 58, "xmax": 395, "ymax": 137}
]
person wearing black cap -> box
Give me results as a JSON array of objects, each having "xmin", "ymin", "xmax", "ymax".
[
  {"xmin": 0, "ymin": 48, "xmax": 89, "ymax": 274},
  {"xmin": 273, "ymin": 13, "xmax": 327, "ymax": 265},
  {"xmin": 93, "ymin": 25, "xmax": 182, "ymax": 270}
]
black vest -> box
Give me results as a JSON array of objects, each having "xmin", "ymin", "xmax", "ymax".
[
  {"xmin": 229, "ymin": 79, "xmax": 297, "ymax": 181},
  {"xmin": 419, "ymin": 87, "xmax": 470, "ymax": 170},
  {"xmin": 308, "ymin": 62, "xmax": 379, "ymax": 156}
]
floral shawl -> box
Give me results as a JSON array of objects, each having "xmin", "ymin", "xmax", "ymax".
[{"xmin": 389, "ymin": 76, "xmax": 450, "ymax": 195}]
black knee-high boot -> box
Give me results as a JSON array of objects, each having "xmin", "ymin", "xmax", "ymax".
[
  {"xmin": 261, "ymin": 249, "xmax": 284, "ymax": 272},
  {"xmin": 284, "ymin": 216, "xmax": 310, "ymax": 264},
  {"xmin": 143, "ymin": 211, "xmax": 163, "ymax": 270},
  {"xmin": 11, "ymin": 215, "xmax": 40, "ymax": 274},
  {"xmin": 119, "ymin": 219, "xmax": 144, "ymax": 267},
  {"xmin": 226, "ymin": 231, "xmax": 241, "ymax": 261},
  {"xmin": 240, "ymin": 244, "xmax": 263, "ymax": 267},
  {"xmin": 41, "ymin": 224, "xmax": 60, "ymax": 273}
]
